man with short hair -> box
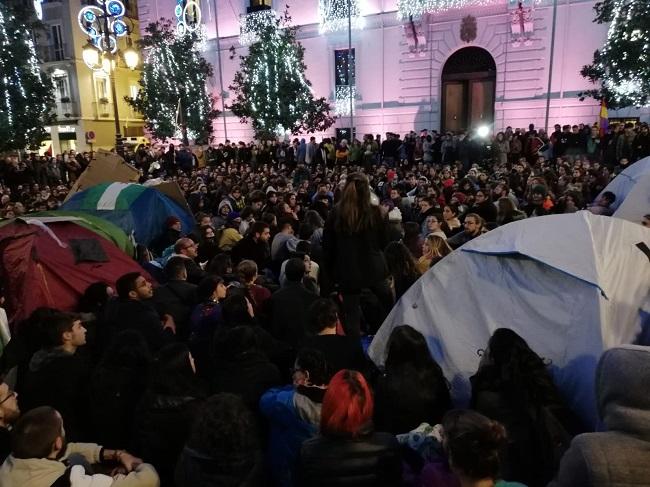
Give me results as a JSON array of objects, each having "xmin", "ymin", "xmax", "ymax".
[
  {"xmin": 104, "ymin": 272, "xmax": 175, "ymax": 351},
  {"xmin": 588, "ymin": 191, "xmax": 616, "ymax": 216},
  {"xmin": 0, "ymin": 406, "xmax": 158, "ymax": 486},
  {"xmin": 172, "ymin": 237, "xmax": 206, "ymax": 284},
  {"xmin": 231, "ymin": 221, "xmax": 272, "ymax": 270},
  {"xmin": 269, "ymin": 258, "xmax": 318, "ymax": 348},
  {"xmin": 153, "ymin": 257, "xmax": 197, "ymax": 341},
  {"xmin": 271, "ymin": 218, "xmax": 299, "ymax": 264},
  {"xmin": 0, "ymin": 380, "xmax": 19, "ymax": 463},
  {"xmin": 20, "ymin": 313, "xmax": 89, "ymax": 441},
  {"xmin": 448, "ymin": 213, "xmax": 484, "ymax": 249}
]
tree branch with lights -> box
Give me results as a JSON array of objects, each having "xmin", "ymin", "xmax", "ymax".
[
  {"xmin": 0, "ymin": 2, "xmax": 55, "ymax": 152},
  {"xmin": 125, "ymin": 19, "xmax": 219, "ymax": 144},
  {"xmin": 580, "ymin": 0, "xmax": 650, "ymax": 108},
  {"xmin": 228, "ymin": 8, "xmax": 335, "ymax": 140}
]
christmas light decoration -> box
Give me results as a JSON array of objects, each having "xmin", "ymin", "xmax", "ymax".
[
  {"xmin": 175, "ymin": 0, "xmax": 201, "ymax": 37},
  {"xmin": 33, "ymin": 0, "xmax": 43, "ymax": 20},
  {"xmin": 239, "ymin": 9, "xmax": 278, "ymax": 46},
  {"xmin": 229, "ymin": 9, "xmax": 335, "ymax": 139},
  {"xmin": 580, "ymin": 0, "xmax": 650, "ymax": 107},
  {"xmin": 335, "ymin": 85, "xmax": 356, "ymax": 115},
  {"xmin": 318, "ymin": 0, "xmax": 365, "ymax": 34},
  {"xmin": 0, "ymin": 2, "xmax": 56, "ymax": 151},
  {"xmin": 126, "ymin": 19, "xmax": 219, "ymax": 142},
  {"xmin": 397, "ymin": 0, "xmax": 538, "ymax": 20}
]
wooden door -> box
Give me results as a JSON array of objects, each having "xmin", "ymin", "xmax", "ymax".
[
  {"xmin": 469, "ymin": 79, "xmax": 495, "ymax": 127},
  {"xmin": 443, "ymin": 82, "xmax": 466, "ymax": 133}
]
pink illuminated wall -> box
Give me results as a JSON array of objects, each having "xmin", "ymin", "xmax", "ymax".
[{"xmin": 135, "ymin": 0, "xmax": 649, "ymax": 141}]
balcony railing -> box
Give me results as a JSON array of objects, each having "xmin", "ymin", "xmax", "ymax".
[
  {"xmin": 93, "ymin": 100, "xmax": 114, "ymax": 120},
  {"xmin": 53, "ymin": 100, "xmax": 80, "ymax": 120},
  {"xmin": 38, "ymin": 43, "xmax": 71, "ymax": 62}
]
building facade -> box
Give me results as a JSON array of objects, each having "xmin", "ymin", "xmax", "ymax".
[
  {"xmin": 135, "ymin": 0, "xmax": 649, "ymax": 141},
  {"xmin": 36, "ymin": 0, "xmax": 146, "ymax": 153}
]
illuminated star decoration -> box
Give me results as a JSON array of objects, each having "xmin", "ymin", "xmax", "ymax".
[
  {"xmin": 397, "ymin": 0, "xmax": 538, "ymax": 20},
  {"xmin": 239, "ymin": 9, "xmax": 279, "ymax": 46},
  {"xmin": 318, "ymin": 0, "xmax": 365, "ymax": 34}
]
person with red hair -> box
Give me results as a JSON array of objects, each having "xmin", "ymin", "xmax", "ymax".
[{"xmin": 298, "ymin": 370, "xmax": 402, "ymax": 486}]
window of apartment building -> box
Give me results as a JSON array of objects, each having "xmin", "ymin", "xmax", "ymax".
[
  {"xmin": 52, "ymin": 69, "xmax": 70, "ymax": 101},
  {"xmin": 94, "ymin": 74, "xmax": 109, "ymax": 102},
  {"xmin": 129, "ymin": 84, "xmax": 139, "ymax": 100},
  {"xmin": 334, "ymin": 48, "xmax": 355, "ymax": 86},
  {"xmin": 50, "ymin": 24, "xmax": 65, "ymax": 61}
]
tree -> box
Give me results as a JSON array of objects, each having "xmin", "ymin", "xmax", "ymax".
[
  {"xmin": 229, "ymin": 9, "xmax": 335, "ymax": 139},
  {"xmin": 125, "ymin": 19, "xmax": 219, "ymax": 144},
  {"xmin": 0, "ymin": 2, "xmax": 55, "ymax": 152},
  {"xmin": 580, "ymin": 0, "xmax": 650, "ymax": 108}
]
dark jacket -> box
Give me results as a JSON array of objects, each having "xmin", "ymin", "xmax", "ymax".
[
  {"xmin": 231, "ymin": 235, "xmax": 270, "ymax": 270},
  {"xmin": 322, "ymin": 206, "xmax": 390, "ymax": 291},
  {"xmin": 298, "ymin": 432, "xmax": 402, "ymax": 487},
  {"xmin": 0, "ymin": 427, "xmax": 10, "ymax": 464},
  {"xmin": 104, "ymin": 298, "xmax": 173, "ymax": 352},
  {"xmin": 153, "ymin": 280, "xmax": 197, "ymax": 340},
  {"xmin": 302, "ymin": 334, "xmax": 367, "ymax": 375},
  {"xmin": 89, "ymin": 364, "xmax": 149, "ymax": 449},
  {"xmin": 470, "ymin": 200, "xmax": 498, "ymax": 223},
  {"xmin": 134, "ymin": 391, "xmax": 204, "ymax": 487},
  {"xmin": 175, "ymin": 446, "xmax": 266, "ymax": 487},
  {"xmin": 212, "ymin": 350, "xmax": 283, "ymax": 412},
  {"xmin": 269, "ymin": 283, "xmax": 319, "ymax": 348},
  {"xmin": 20, "ymin": 348, "xmax": 91, "ymax": 441},
  {"xmin": 373, "ymin": 363, "xmax": 451, "ymax": 435},
  {"xmin": 550, "ymin": 345, "xmax": 650, "ymax": 487}
]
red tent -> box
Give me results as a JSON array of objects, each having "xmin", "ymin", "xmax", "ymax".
[{"xmin": 0, "ymin": 219, "xmax": 151, "ymax": 327}]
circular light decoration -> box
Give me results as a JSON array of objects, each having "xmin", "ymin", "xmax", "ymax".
[
  {"xmin": 99, "ymin": 35, "xmax": 118, "ymax": 54},
  {"xmin": 106, "ymin": 0, "xmax": 125, "ymax": 17},
  {"xmin": 112, "ymin": 19, "xmax": 128, "ymax": 36},
  {"xmin": 78, "ymin": 6, "xmax": 103, "ymax": 38},
  {"xmin": 174, "ymin": 4, "xmax": 183, "ymax": 18},
  {"xmin": 183, "ymin": 1, "xmax": 202, "ymax": 32},
  {"xmin": 176, "ymin": 22, "xmax": 187, "ymax": 36},
  {"xmin": 33, "ymin": 0, "xmax": 43, "ymax": 20}
]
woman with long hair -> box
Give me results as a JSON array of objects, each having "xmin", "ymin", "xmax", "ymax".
[
  {"xmin": 384, "ymin": 241, "xmax": 422, "ymax": 301},
  {"xmin": 374, "ymin": 325, "xmax": 451, "ymax": 434},
  {"xmin": 496, "ymin": 197, "xmax": 527, "ymax": 226},
  {"xmin": 403, "ymin": 221, "xmax": 424, "ymax": 258},
  {"xmin": 197, "ymin": 225, "xmax": 220, "ymax": 263},
  {"xmin": 322, "ymin": 173, "xmax": 393, "ymax": 338},
  {"xmin": 470, "ymin": 328, "xmax": 579, "ymax": 487},
  {"xmin": 417, "ymin": 234, "xmax": 452, "ymax": 273},
  {"xmin": 299, "ymin": 369, "xmax": 402, "ymax": 486}
]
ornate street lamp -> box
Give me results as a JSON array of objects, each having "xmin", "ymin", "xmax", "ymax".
[{"xmin": 78, "ymin": 0, "xmax": 138, "ymax": 157}]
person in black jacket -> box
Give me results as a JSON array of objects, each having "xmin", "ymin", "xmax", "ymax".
[
  {"xmin": 89, "ymin": 330, "xmax": 152, "ymax": 449},
  {"xmin": 0, "ymin": 379, "xmax": 20, "ymax": 463},
  {"xmin": 175, "ymin": 393, "xmax": 265, "ymax": 487},
  {"xmin": 302, "ymin": 298, "xmax": 367, "ymax": 375},
  {"xmin": 373, "ymin": 325, "xmax": 451, "ymax": 435},
  {"xmin": 469, "ymin": 190, "xmax": 498, "ymax": 224},
  {"xmin": 104, "ymin": 272, "xmax": 176, "ymax": 352},
  {"xmin": 231, "ymin": 221, "xmax": 272, "ymax": 270},
  {"xmin": 383, "ymin": 242, "xmax": 421, "ymax": 302},
  {"xmin": 322, "ymin": 173, "xmax": 393, "ymax": 338},
  {"xmin": 153, "ymin": 257, "xmax": 197, "ymax": 341},
  {"xmin": 134, "ymin": 343, "xmax": 205, "ymax": 487},
  {"xmin": 298, "ymin": 369, "xmax": 401, "ymax": 486},
  {"xmin": 269, "ymin": 258, "xmax": 319, "ymax": 349},
  {"xmin": 211, "ymin": 326, "xmax": 282, "ymax": 412},
  {"xmin": 19, "ymin": 312, "xmax": 90, "ymax": 442}
]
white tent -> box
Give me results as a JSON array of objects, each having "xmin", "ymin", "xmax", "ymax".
[
  {"xmin": 368, "ymin": 212, "xmax": 650, "ymax": 427},
  {"xmin": 598, "ymin": 157, "xmax": 650, "ymax": 214}
]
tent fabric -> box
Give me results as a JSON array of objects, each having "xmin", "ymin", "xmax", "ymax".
[
  {"xmin": 28, "ymin": 211, "xmax": 135, "ymax": 257},
  {"xmin": 61, "ymin": 183, "xmax": 195, "ymax": 246},
  {"xmin": 368, "ymin": 212, "xmax": 650, "ymax": 427},
  {"xmin": 0, "ymin": 220, "xmax": 150, "ymax": 326},
  {"xmin": 612, "ymin": 174, "xmax": 650, "ymax": 225},
  {"xmin": 598, "ymin": 156, "xmax": 650, "ymax": 213}
]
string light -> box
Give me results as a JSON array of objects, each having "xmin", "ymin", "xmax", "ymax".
[
  {"xmin": 335, "ymin": 85, "xmax": 356, "ymax": 115},
  {"xmin": 319, "ymin": 0, "xmax": 365, "ymax": 34},
  {"xmin": 397, "ymin": 0, "xmax": 538, "ymax": 19},
  {"xmin": 239, "ymin": 9, "xmax": 278, "ymax": 46}
]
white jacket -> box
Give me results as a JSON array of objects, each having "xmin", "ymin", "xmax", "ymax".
[{"xmin": 0, "ymin": 442, "xmax": 159, "ymax": 487}]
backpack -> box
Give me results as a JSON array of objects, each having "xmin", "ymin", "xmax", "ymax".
[{"xmin": 528, "ymin": 403, "xmax": 573, "ymax": 486}]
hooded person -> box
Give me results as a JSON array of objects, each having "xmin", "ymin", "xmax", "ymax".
[{"xmin": 549, "ymin": 345, "xmax": 650, "ymax": 487}]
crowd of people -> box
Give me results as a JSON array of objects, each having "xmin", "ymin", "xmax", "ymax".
[{"xmin": 0, "ymin": 119, "xmax": 649, "ymax": 487}]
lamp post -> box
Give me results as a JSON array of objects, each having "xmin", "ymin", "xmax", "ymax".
[{"xmin": 79, "ymin": 0, "xmax": 139, "ymax": 157}]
